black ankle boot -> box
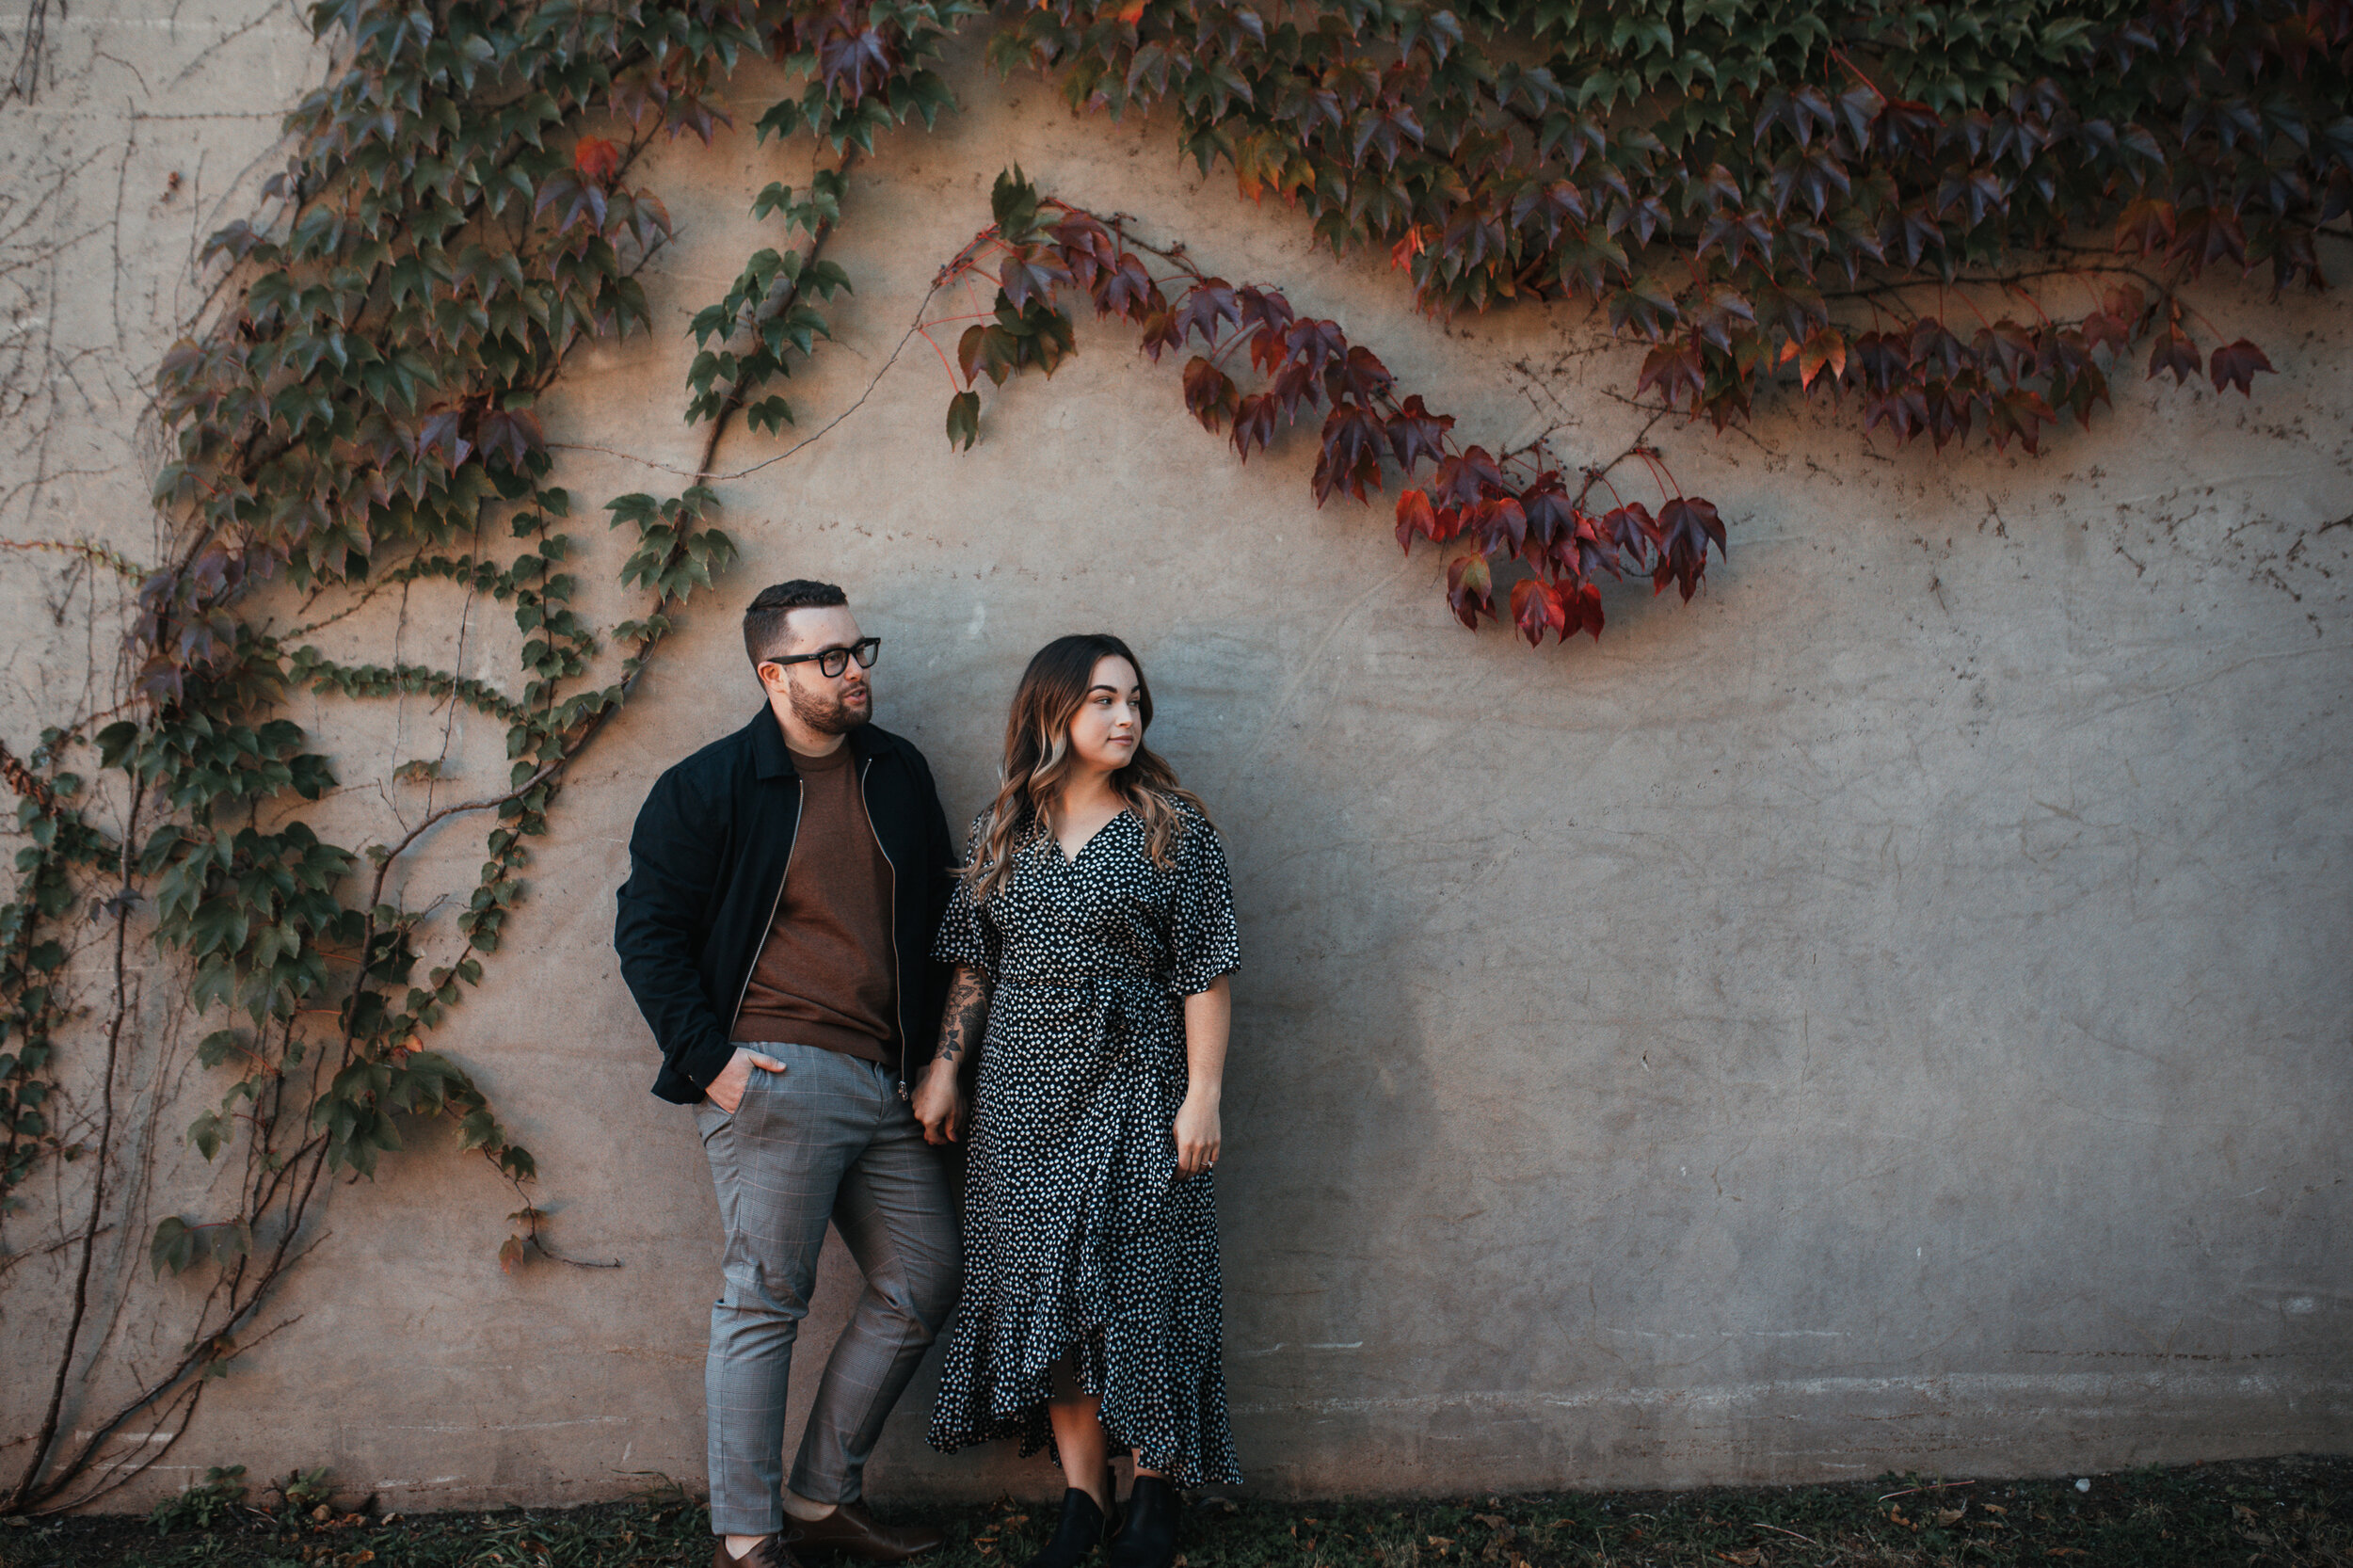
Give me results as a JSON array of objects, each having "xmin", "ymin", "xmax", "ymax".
[
  {"xmin": 1107, "ymin": 1477, "xmax": 1177, "ymax": 1568},
  {"xmin": 1025, "ymin": 1487, "xmax": 1113, "ymax": 1568}
]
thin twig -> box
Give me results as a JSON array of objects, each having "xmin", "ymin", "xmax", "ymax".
[
  {"xmin": 548, "ymin": 305, "xmax": 930, "ymax": 484},
  {"xmin": 1877, "ymin": 1480, "xmax": 1974, "ymax": 1502},
  {"xmin": 0, "ymin": 1224, "xmax": 114, "ymax": 1279}
]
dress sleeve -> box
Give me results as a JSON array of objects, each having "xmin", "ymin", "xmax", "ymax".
[
  {"xmin": 1168, "ymin": 810, "xmax": 1241, "ymax": 995},
  {"xmin": 932, "ymin": 810, "xmax": 995, "ymax": 974}
]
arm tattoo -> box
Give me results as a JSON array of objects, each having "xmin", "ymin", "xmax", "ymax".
[{"xmin": 935, "ymin": 968, "xmax": 992, "ymax": 1069}]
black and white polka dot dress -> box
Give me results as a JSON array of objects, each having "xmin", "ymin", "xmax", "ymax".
[{"xmin": 926, "ymin": 799, "xmax": 1243, "ymax": 1486}]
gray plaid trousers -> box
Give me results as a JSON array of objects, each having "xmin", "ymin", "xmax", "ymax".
[{"xmin": 696, "ymin": 1042, "xmax": 959, "ymax": 1536}]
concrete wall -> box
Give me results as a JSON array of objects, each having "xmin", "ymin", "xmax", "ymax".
[{"xmin": 2, "ymin": 0, "xmax": 2348, "ymax": 1510}]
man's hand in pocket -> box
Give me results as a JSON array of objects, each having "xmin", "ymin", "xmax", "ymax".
[{"xmin": 705, "ymin": 1047, "xmax": 785, "ymax": 1113}]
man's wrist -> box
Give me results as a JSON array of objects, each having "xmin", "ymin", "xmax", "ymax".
[{"xmin": 682, "ymin": 1036, "xmax": 741, "ymax": 1092}]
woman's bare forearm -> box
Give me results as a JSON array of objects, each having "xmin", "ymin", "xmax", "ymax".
[{"xmin": 1182, "ymin": 974, "xmax": 1230, "ymax": 1098}]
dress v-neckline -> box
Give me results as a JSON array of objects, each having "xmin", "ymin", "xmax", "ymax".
[{"xmin": 1051, "ymin": 808, "xmax": 1128, "ymax": 866}]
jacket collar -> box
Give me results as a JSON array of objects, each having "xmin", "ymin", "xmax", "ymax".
[{"xmin": 744, "ymin": 703, "xmax": 886, "ymax": 781}]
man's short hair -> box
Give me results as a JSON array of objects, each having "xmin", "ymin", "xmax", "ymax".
[{"xmin": 744, "ymin": 580, "xmax": 848, "ymax": 667}]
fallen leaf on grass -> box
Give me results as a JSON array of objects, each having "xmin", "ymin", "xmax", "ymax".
[
  {"xmin": 1935, "ymin": 1507, "xmax": 1966, "ymax": 1526},
  {"xmin": 1717, "ymin": 1551, "xmax": 1763, "ymax": 1565}
]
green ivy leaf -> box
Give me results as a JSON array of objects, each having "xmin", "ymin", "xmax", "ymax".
[{"xmin": 945, "ymin": 390, "xmax": 981, "ymax": 450}]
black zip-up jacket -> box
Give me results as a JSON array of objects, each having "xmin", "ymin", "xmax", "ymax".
[{"xmin": 614, "ymin": 707, "xmax": 956, "ymax": 1104}]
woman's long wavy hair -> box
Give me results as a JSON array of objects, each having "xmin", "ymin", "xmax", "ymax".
[{"xmin": 965, "ymin": 633, "xmax": 1209, "ymax": 903}]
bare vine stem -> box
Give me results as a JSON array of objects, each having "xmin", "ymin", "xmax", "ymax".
[{"xmin": 5, "ymin": 776, "xmax": 145, "ymax": 1514}]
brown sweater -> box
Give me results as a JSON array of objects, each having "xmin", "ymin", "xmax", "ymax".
[{"xmin": 730, "ymin": 743, "xmax": 899, "ymax": 1066}]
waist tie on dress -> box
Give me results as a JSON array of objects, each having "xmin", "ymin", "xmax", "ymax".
[{"xmin": 996, "ymin": 973, "xmax": 1172, "ymax": 1054}]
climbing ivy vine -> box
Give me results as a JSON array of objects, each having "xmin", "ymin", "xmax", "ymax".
[{"xmin": 2, "ymin": 0, "xmax": 2343, "ymax": 1514}]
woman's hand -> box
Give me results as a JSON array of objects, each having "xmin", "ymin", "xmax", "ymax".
[
  {"xmin": 920, "ymin": 965, "xmax": 990, "ymax": 1145},
  {"xmin": 914, "ymin": 1057, "xmax": 967, "ymax": 1145},
  {"xmin": 705, "ymin": 1047, "xmax": 785, "ymax": 1114},
  {"xmin": 1173, "ymin": 1087, "xmax": 1221, "ymax": 1178}
]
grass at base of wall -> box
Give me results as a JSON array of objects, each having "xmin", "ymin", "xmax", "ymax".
[{"xmin": 2, "ymin": 1455, "xmax": 2345, "ymax": 1568}]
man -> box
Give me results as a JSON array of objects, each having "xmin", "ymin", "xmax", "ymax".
[{"xmin": 616, "ymin": 581, "xmax": 960, "ymax": 1568}]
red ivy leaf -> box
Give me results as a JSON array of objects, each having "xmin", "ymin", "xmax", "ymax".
[
  {"xmin": 1431, "ymin": 445, "xmax": 1504, "ymax": 507},
  {"xmin": 1446, "ymin": 553, "xmax": 1494, "ymax": 630},
  {"xmin": 2166, "ymin": 203, "xmax": 2247, "ymax": 272},
  {"xmin": 1395, "ymin": 488, "xmax": 1437, "ymax": 552},
  {"xmin": 1561, "ymin": 579, "xmax": 1606, "ymax": 640},
  {"xmin": 1052, "ymin": 213, "xmax": 1117, "ymax": 291},
  {"xmin": 1235, "ymin": 285, "xmax": 1295, "ymax": 340},
  {"xmin": 818, "ymin": 25, "xmax": 894, "ymax": 103},
  {"xmin": 1471, "ymin": 494, "xmax": 1528, "ymax": 556},
  {"xmin": 1636, "ymin": 341, "xmax": 1705, "ymax": 409},
  {"xmin": 573, "ymin": 136, "xmax": 621, "ymax": 185},
  {"xmin": 1247, "ymin": 323, "xmax": 1288, "ymax": 376},
  {"xmin": 1285, "ymin": 317, "xmax": 1349, "ymax": 376},
  {"xmin": 1557, "ymin": 508, "xmax": 1616, "ymax": 580},
  {"xmin": 1230, "ymin": 392, "xmax": 1280, "ymax": 460},
  {"xmin": 474, "ymin": 408, "xmax": 544, "ymax": 472},
  {"xmin": 1985, "ymin": 388, "xmax": 2056, "ymax": 455},
  {"xmin": 2080, "ymin": 309, "xmax": 2134, "ymax": 357},
  {"xmin": 1654, "ymin": 497, "xmax": 1726, "ymax": 602},
  {"xmin": 1322, "ymin": 344, "xmax": 1390, "ymax": 405},
  {"xmin": 1314, "ymin": 402, "xmax": 1389, "ymax": 504},
  {"xmin": 999, "ymin": 245, "xmax": 1071, "ymax": 313},
  {"xmin": 1862, "ymin": 383, "xmax": 1927, "ymax": 440},
  {"xmin": 1174, "ymin": 279, "xmax": 1241, "ymax": 347},
  {"xmin": 1181, "ymin": 355, "xmax": 1240, "ymax": 431},
  {"xmin": 1604, "ymin": 503, "xmax": 1658, "ymax": 566},
  {"xmin": 1385, "ymin": 395, "xmax": 1454, "ymax": 473},
  {"xmin": 413, "ymin": 408, "xmax": 472, "ymax": 466},
  {"xmin": 2113, "ymin": 196, "xmax": 2176, "ymax": 255},
  {"xmin": 1267, "ymin": 359, "xmax": 1321, "ymax": 420},
  {"xmin": 1094, "ymin": 253, "xmax": 1161, "ymax": 320},
  {"xmin": 2146, "ymin": 327, "xmax": 2201, "ymax": 385},
  {"xmin": 1511, "ymin": 576, "xmax": 1565, "ymax": 646},
  {"xmin": 1520, "ymin": 475, "xmax": 1577, "ymax": 554},
  {"xmin": 1850, "ymin": 328, "xmax": 1913, "ymax": 392},
  {"xmin": 2207, "ymin": 338, "xmax": 2273, "ymax": 396},
  {"xmin": 1137, "ymin": 309, "xmax": 1182, "ymax": 362},
  {"xmin": 1799, "ymin": 325, "xmax": 1847, "ymax": 392}
]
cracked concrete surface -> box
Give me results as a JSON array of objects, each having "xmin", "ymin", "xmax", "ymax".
[{"xmin": 0, "ymin": 0, "xmax": 2347, "ymax": 1510}]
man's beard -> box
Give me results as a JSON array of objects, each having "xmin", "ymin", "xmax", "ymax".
[{"xmin": 790, "ymin": 680, "xmax": 871, "ymax": 735}]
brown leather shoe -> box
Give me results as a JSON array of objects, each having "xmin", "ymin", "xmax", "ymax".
[
  {"xmin": 716, "ymin": 1536, "xmax": 799, "ymax": 1568},
  {"xmin": 787, "ymin": 1501, "xmax": 946, "ymax": 1561}
]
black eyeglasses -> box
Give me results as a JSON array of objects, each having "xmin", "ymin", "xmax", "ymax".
[{"xmin": 762, "ymin": 637, "xmax": 880, "ymax": 679}]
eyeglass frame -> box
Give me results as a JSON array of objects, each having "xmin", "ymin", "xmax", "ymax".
[{"xmin": 759, "ymin": 636, "xmax": 881, "ymax": 680}]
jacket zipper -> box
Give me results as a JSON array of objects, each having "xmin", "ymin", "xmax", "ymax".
[
  {"xmin": 860, "ymin": 753, "xmax": 910, "ymax": 1100},
  {"xmin": 726, "ymin": 778, "xmax": 805, "ymax": 1040}
]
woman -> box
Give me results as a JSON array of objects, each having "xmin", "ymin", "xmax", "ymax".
[{"xmin": 914, "ymin": 633, "xmax": 1241, "ymax": 1568}]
